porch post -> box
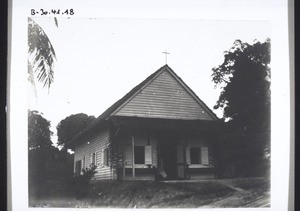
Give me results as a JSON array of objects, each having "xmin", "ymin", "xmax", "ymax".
[
  {"xmin": 184, "ymin": 139, "xmax": 188, "ymax": 179},
  {"xmin": 131, "ymin": 136, "xmax": 135, "ymax": 179},
  {"xmin": 122, "ymin": 139, "xmax": 125, "ymax": 179}
]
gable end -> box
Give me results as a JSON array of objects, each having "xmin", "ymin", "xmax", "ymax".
[{"xmin": 111, "ymin": 66, "xmax": 218, "ymax": 121}]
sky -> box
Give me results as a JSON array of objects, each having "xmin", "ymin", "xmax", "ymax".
[{"xmin": 28, "ymin": 17, "xmax": 270, "ymax": 145}]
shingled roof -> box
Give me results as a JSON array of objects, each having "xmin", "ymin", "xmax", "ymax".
[{"xmin": 68, "ymin": 64, "xmax": 219, "ymax": 147}]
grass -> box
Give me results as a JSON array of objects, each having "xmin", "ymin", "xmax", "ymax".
[{"xmin": 29, "ymin": 177, "xmax": 270, "ymax": 208}]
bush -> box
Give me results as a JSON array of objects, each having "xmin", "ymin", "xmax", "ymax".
[{"xmin": 72, "ymin": 164, "xmax": 98, "ymax": 199}]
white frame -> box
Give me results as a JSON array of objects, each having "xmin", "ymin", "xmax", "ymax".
[{"xmin": 8, "ymin": 0, "xmax": 292, "ymax": 210}]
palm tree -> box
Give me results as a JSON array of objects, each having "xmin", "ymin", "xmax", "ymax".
[{"xmin": 28, "ymin": 17, "xmax": 57, "ymax": 91}]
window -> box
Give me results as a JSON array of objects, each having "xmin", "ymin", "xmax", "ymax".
[
  {"xmin": 134, "ymin": 146, "xmax": 145, "ymax": 164},
  {"xmin": 190, "ymin": 147, "xmax": 201, "ymax": 164},
  {"xmin": 132, "ymin": 145, "xmax": 152, "ymax": 165},
  {"xmin": 188, "ymin": 146, "xmax": 209, "ymax": 165},
  {"xmin": 75, "ymin": 160, "xmax": 82, "ymax": 176},
  {"xmin": 91, "ymin": 152, "xmax": 96, "ymax": 166}
]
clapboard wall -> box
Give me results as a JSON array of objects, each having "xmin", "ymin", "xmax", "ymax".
[
  {"xmin": 114, "ymin": 70, "xmax": 214, "ymax": 120},
  {"xmin": 73, "ymin": 128, "xmax": 112, "ymax": 180}
]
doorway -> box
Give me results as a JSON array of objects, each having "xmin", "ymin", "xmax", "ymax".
[{"xmin": 159, "ymin": 143, "xmax": 186, "ymax": 180}]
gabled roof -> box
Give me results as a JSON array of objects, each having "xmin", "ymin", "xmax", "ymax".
[{"xmin": 68, "ymin": 64, "xmax": 219, "ymax": 147}]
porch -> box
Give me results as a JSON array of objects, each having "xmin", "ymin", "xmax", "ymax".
[{"xmin": 109, "ymin": 116, "xmax": 222, "ymax": 180}]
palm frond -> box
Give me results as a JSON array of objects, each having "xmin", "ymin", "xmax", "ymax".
[{"xmin": 28, "ymin": 17, "xmax": 57, "ymax": 90}]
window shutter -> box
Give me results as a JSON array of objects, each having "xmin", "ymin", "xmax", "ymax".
[
  {"xmin": 94, "ymin": 152, "xmax": 97, "ymax": 166},
  {"xmin": 106, "ymin": 148, "xmax": 108, "ymax": 166},
  {"xmin": 201, "ymin": 147, "xmax": 209, "ymax": 165},
  {"xmin": 90, "ymin": 152, "xmax": 96, "ymax": 165},
  {"xmin": 125, "ymin": 144, "xmax": 132, "ymax": 165},
  {"xmin": 145, "ymin": 146, "xmax": 152, "ymax": 164},
  {"xmin": 102, "ymin": 148, "xmax": 108, "ymax": 166},
  {"xmin": 101, "ymin": 149, "xmax": 105, "ymax": 165},
  {"xmin": 82, "ymin": 156, "xmax": 85, "ymax": 169},
  {"xmin": 96, "ymin": 151, "xmax": 100, "ymax": 166},
  {"xmin": 186, "ymin": 146, "xmax": 191, "ymax": 164}
]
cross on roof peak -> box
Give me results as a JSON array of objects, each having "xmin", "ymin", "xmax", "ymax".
[{"xmin": 162, "ymin": 50, "xmax": 170, "ymax": 64}]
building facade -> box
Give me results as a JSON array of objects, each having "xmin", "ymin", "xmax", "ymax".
[{"xmin": 68, "ymin": 65, "xmax": 222, "ymax": 180}]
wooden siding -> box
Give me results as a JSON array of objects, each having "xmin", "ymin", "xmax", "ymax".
[
  {"xmin": 125, "ymin": 169, "xmax": 156, "ymax": 180},
  {"xmin": 73, "ymin": 128, "xmax": 112, "ymax": 180},
  {"xmin": 113, "ymin": 70, "xmax": 214, "ymax": 120},
  {"xmin": 188, "ymin": 168, "xmax": 215, "ymax": 180}
]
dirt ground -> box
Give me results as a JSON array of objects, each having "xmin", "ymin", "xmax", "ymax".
[{"xmin": 29, "ymin": 177, "xmax": 270, "ymax": 208}]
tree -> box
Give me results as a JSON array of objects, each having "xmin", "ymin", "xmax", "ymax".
[
  {"xmin": 56, "ymin": 113, "xmax": 96, "ymax": 149},
  {"xmin": 28, "ymin": 110, "xmax": 53, "ymax": 150},
  {"xmin": 28, "ymin": 17, "xmax": 57, "ymax": 90},
  {"xmin": 28, "ymin": 110, "xmax": 54, "ymax": 196},
  {"xmin": 212, "ymin": 39, "xmax": 270, "ymax": 177},
  {"xmin": 28, "ymin": 110, "xmax": 74, "ymax": 198}
]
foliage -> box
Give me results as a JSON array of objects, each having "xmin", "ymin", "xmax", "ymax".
[
  {"xmin": 28, "ymin": 110, "xmax": 74, "ymax": 198},
  {"xmin": 28, "ymin": 110, "xmax": 53, "ymax": 149},
  {"xmin": 72, "ymin": 164, "xmax": 98, "ymax": 199},
  {"xmin": 28, "ymin": 147, "xmax": 74, "ymax": 196},
  {"xmin": 56, "ymin": 113, "xmax": 96, "ymax": 149},
  {"xmin": 211, "ymin": 39, "xmax": 271, "ymax": 177},
  {"xmin": 212, "ymin": 39, "xmax": 270, "ymax": 126},
  {"xmin": 110, "ymin": 132, "xmax": 124, "ymax": 180},
  {"xmin": 28, "ymin": 17, "xmax": 57, "ymax": 90}
]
